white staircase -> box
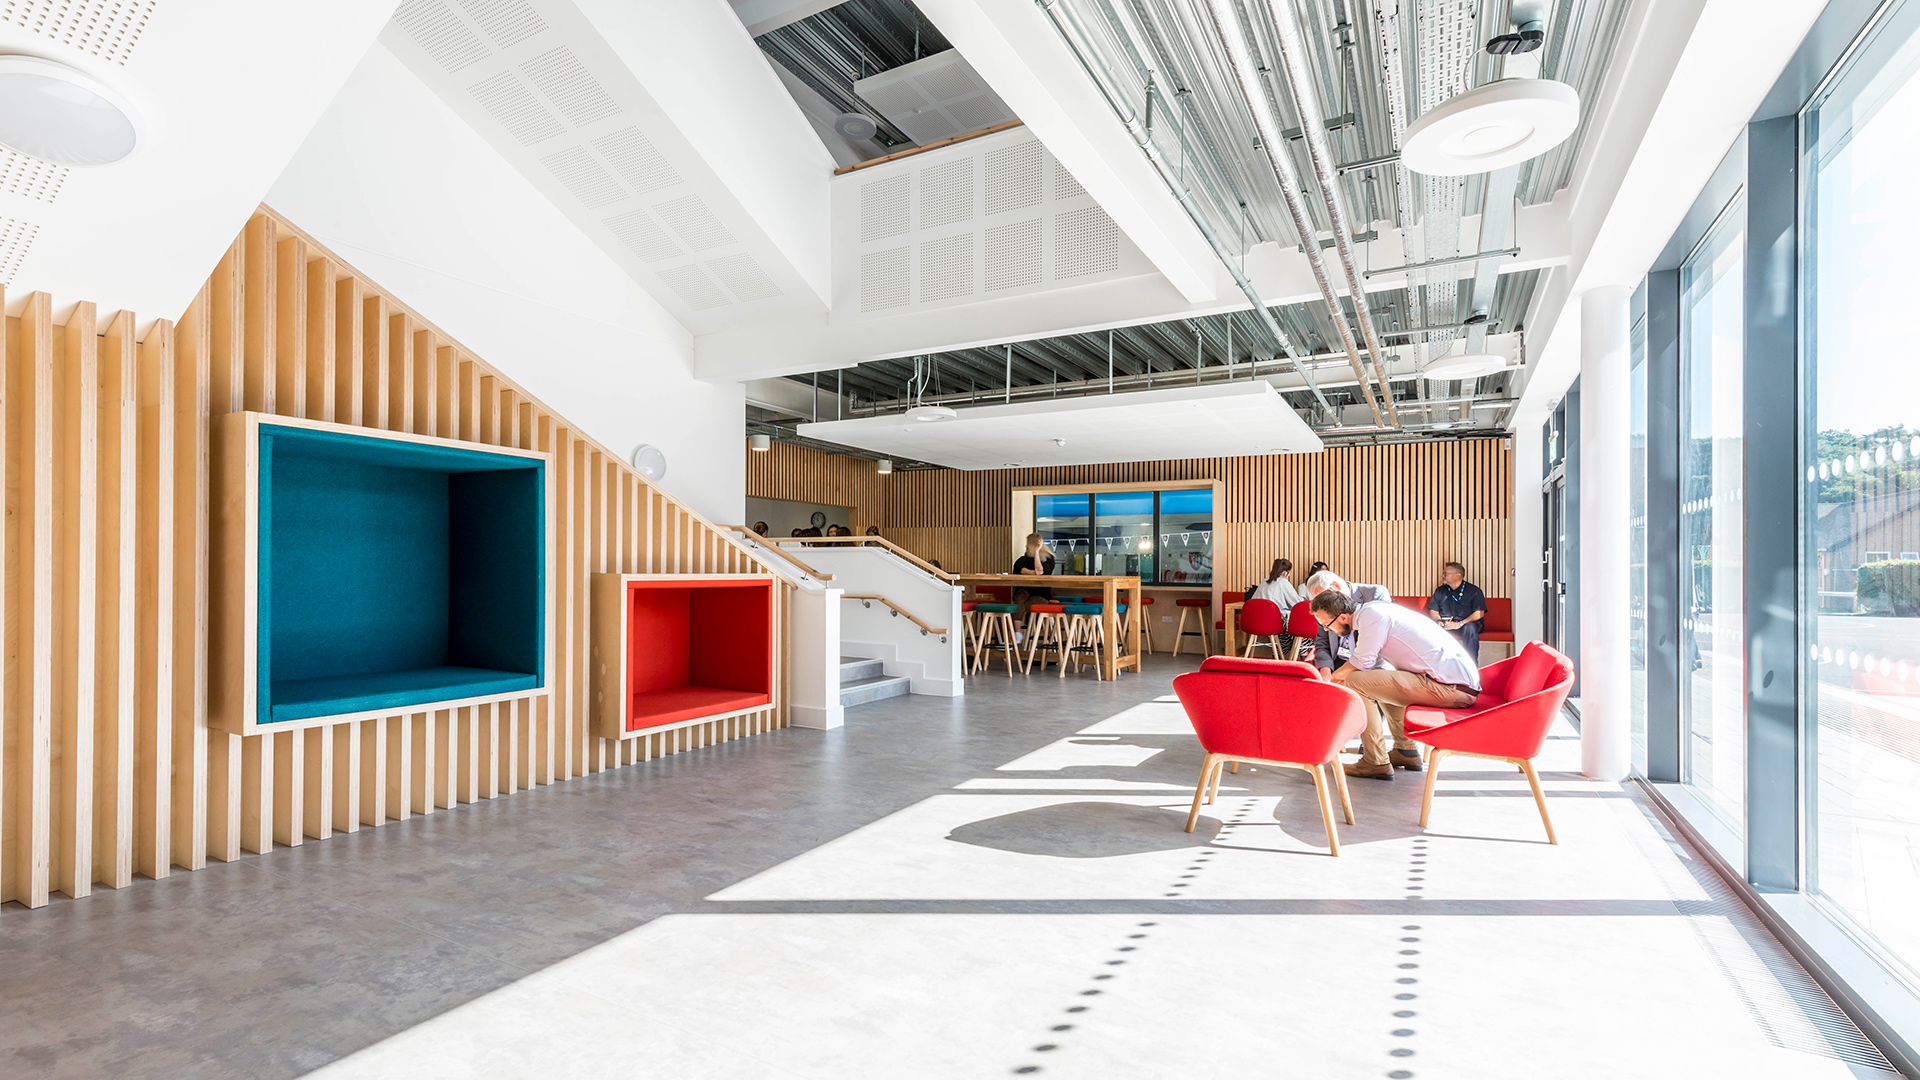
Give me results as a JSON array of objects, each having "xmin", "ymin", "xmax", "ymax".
[{"xmin": 839, "ymin": 657, "xmax": 912, "ymax": 708}]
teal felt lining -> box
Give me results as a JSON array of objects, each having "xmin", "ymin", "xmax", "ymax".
[{"xmin": 257, "ymin": 424, "xmax": 546, "ymax": 726}]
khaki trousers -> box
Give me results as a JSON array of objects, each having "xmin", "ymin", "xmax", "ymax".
[{"xmin": 1341, "ymin": 669, "xmax": 1478, "ymax": 765}]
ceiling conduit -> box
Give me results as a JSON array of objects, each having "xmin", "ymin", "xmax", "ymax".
[
  {"xmin": 1035, "ymin": 0, "xmax": 1342, "ymax": 420},
  {"xmin": 1262, "ymin": 0, "xmax": 1401, "ymax": 427},
  {"xmin": 1200, "ymin": 0, "xmax": 1387, "ymax": 428}
]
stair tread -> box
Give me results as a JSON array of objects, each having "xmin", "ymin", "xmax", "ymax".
[{"xmin": 842, "ymin": 674, "xmax": 910, "ymax": 688}]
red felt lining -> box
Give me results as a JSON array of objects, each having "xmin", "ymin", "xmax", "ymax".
[{"xmin": 624, "ymin": 579, "xmax": 773, "ymax": 732}]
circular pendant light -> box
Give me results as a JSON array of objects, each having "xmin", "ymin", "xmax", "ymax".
[
  {"xmin": 0, "ymin": 55, "xmax": 144, "ymax": 166},
  {"xmin": 1422, "ymin": 353, "xmax": 1510, "ymax": 382},
  {"xmin": 1399, "ymin": 78, "xmax": 1578, "ymax": 176},
  {"xmin": 905, "ymin": 404, "xmax": 958, "ymax": 422}
]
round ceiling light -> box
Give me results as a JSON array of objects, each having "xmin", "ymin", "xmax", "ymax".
[
  {"xmin": 1422, "ymin": 353, "xmax": 1510, "ymax": 382},
  {"xmin": 0, "ymin": 56, "xmax": 143, "ymax": 166},
  {"xmin": 1399, "ymin": 79, "xmax": 1578, "ymax": 176},
  {"xmin": 905, "ymin": 404, "xmax": 958, "ymax": 422},
  {"xmin": 834, "ymin": 113, "xmax": 878, "ymax": 141}
]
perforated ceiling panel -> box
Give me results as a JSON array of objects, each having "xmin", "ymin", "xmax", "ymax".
[
  {"xmin": 860, "ymin": 174, "xmax": 910, "ymax": 243},
  {"xmin": 2, "ymin": 0, "xmax": 153, "ymax": 65},
  {"xmin": 918, "ymin": 158, "xmax": 973, "ymax": 231},
  {"xmin": 706, "ymin": 252, "xmax": 782, "ymax": 303},
  {"xmin": 843, "ymin": 131, "xmax": 1148, "ymax": 317},
  {"xmin": 457, "ymin": 0, "xmax": 544, "ymax": 49},
  {"xmin": 394, "ymin": 0, "xmax": 489, "ymax": 73},
  {"xmin": 602, "ymin": 209, "xmax": 682, "ymax": 264},
  {"xmin": 1, "ymin": 149, "xmax": 67, "ymax": 203},
  {"xmin": 853, "ymin": 49, "xmax": 1016, "ymax": 146},
  {"xmin": 467, "ymin": 70, "xmax": 565, "ymax": 145},
  {"xmin": 657, "ymin": 264, "xmax": 731, "ymax": 311},
  {"xmin": 0, "ymin": 215, "xmax": 39, "ymax": 283},
  {"xmin": 860, "ymin": 246, "xmax": 910, "ymax": 312},
  {"xmin": 654, "ymin": 195, "xmax": 735, "ymax": 252},
  {"xmin": 385, "ymin": 0, "xmax": 804, "ymax": 322},
  {"xmin": 539, "ymin": 145, "xmax": 625, "ymax": 208},
  {"xmin": 984, "ymin": 141, "xmax": 1043, "ymax": 215},
  {"xmin": 983, "ymin": 218, "xmax": 1042, "ymax": 292},
  {"xmin": 591, "ymin": 128, "xmax": 680, "ymax": 193},
  {"xmin": 519, "ymin": 46, "xmax": 620, "ymax": 127}
]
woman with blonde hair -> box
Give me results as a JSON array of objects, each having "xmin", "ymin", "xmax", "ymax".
[{"xmin": 1011, "ymin": 532, "xmax": 1056, "ymax": 623}]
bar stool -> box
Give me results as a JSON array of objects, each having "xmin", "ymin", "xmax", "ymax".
[
  {"xmin": 1239, "ymin": 599, "xmax": 1285, "ymax": 657},
  {"xmin": 1023, "ymin": 603, "xmax": 1069, "ymax": 673},
  {"xmin": 961, "ymin": 600, "xmax": 981, "ymax": 664},
  {"xmin": 971, "ymin": 603, "xmax": 1020, "ymax": 675},
  {"xmin": 1172, "ymin": 598, "xmax": 1213, "ymax": 657},
  {"xmin": 1060, "ymin": 602, "xmax": 1109, "ymax": 678},
  {"xmin": 1135, "ymin": 596, "xmax": 1155, "ymax": 655}
]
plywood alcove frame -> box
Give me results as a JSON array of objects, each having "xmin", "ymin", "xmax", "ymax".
[{"xmin": 590, "ymin": 574, "xmax": 775, "ymax": 741}]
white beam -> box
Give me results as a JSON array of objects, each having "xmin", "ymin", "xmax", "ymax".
[{"xmin": 728, "ymin": 0, "xmax": 841, "ymax": 36}]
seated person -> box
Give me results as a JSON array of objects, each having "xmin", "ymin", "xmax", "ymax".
[
  {"xmin": 751, "ymin": 521, "xmax": 769, "ymax": 536},
  {"xmin": 1011, "ymin": 532, "xmax": 1055, "ymax": 623},
  {"xmin": 1251, "ymin": 558, "xmax": 1302, "ymax": 608},
  {"xmin": 1310, "ymin": 590, "xmax": 1480, "ymax": 780},
  {"xmin": 1428, "ymin": 561, "xmax": 1488, "ymax": 661},
  {"xmin": 1302, "ymin": 568, "xmax": 1390, "ymax": 605}
]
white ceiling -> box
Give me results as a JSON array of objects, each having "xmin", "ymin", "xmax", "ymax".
[
  {"xmin": 0, "ymin": 1, "xmax": 395, "ymax": 331},
  {"xmin": 796, "ymin": 380, "xmax": 1323, "ymax": 470}
]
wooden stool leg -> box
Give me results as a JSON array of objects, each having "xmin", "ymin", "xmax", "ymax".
[
  {"xmin": 1171, "ymin": 607, "xmax": 1189, "ymax": 657},
  {"xmin": 1000, "ymin": 614, "xmax": 1015, "ymax": 676}
]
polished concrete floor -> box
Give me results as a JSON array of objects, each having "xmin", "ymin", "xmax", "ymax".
[{"xmin": 0, "ymin": 655, "xmax": 1903, "ymax": 1078}]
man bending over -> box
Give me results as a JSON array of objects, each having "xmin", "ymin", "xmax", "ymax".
[{"xmin": 1310, "ymin": 589, "xmax": 1480, "ymax": 780}]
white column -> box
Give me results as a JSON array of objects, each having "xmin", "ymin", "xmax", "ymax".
[{"xmin": 1578, "ymin": 286, "xmax": 1632, "ymax": 781}]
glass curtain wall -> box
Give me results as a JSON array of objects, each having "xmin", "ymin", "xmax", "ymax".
[
  {"xmin": 1803, "ymin": 1, "xmax": 1920, "ymax": 986},
  {"xmin": 1679, "ymin": 199, "xmax": 1747, "ymax": 838},
  {"xmin": 1033, "ymin": 490, "xmax": 1212, "ymax": 582},
  {"xmin": 1630, "ymin": 311, "xmax": 1650, "ymax": 777}
]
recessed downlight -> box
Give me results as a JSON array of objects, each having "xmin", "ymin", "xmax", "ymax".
[{"xmin": 0, "ymin": 55, "xmax": 143, "ymax": 166}]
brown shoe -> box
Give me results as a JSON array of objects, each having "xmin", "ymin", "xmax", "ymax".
[
  {"xmin": 1389, "ymin": 749, "xmax": 1425, "ymax": 772},
  {"xmin": 1343, "ymin": 760, "xmax": 1394, "ymax": 780}
]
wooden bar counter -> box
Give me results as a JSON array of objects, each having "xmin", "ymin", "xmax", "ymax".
[{"xmin": 953, "ymin": 574, "xmax": 1143, "ymax": 680}]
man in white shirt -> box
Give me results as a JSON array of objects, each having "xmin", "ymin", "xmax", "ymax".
[
  {"xmin": 1303, "ymin": 569, "xmax": 1391, "ymax": 605},
  {"xmin": 1310, "ymin": 589, "xmax": 1480, "ymax": 780}
]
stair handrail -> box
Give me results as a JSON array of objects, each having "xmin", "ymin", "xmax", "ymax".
[
  {"xmin": 840, "ymin": 593, "xmax": 949, "ymax": 637},
  {"xmin": 722, "ymin": 528, "xmax": 836, "ymax": 583},
  {"xmin": 766, "ymin": 535, "xmax": 956, "ymax": 582}
]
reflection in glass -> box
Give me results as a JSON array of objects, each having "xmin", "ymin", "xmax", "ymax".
[
  {"xmin": 1804, "ymin": 3, "xmax": 1920, "ymax": 986},
  {"xmin": 1680, "ymin": 196, "xmax": 1745, "ymax": 842},
  {"xmin": 1092, "ymin": 491, "xmax": 1154, "ymax": 579},
  {"xmin": 1035, "ymin": 494, "xmax": 1089, "ymax": 575},
  {"xmin": 1158, "ymin": 489, "xmax": 1213, "ymax": 585}
]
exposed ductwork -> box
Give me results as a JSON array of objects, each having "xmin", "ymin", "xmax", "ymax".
[{"xmin": 1200, "ymin": 0, "xmax": 1387, "ymax": 427}]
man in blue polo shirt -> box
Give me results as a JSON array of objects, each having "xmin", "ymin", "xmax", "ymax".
[{"xmin": 1427, "ymin": 561, "xmax": 1487, "ymax": 662}]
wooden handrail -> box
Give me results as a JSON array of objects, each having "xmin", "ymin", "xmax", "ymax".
[
  {"xmin": 831, "ymin": 120, "xmax": 1025, "ymax": 176},
  {"xmin": 841, "ymin": 594, "xmax": 948, "ymax": 637},
  {"xmin": 723, "ymin": 528, "xmax": 835, "ymax": 582},
  {"xmin": 766, "ymin": 535, "xmax": 957, "ymax": 582}
]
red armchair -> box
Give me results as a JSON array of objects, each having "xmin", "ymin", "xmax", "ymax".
[
  {"xmin": 1403, "ymin": 642, "xmax": 1575, "ymax": 844},
  {"xmin": 1172, "ymin": 655, "xmax": 1369, "ymax": 855}
]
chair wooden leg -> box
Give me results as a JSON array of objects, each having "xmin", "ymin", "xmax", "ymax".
[
  {"xmin": 1229, "ymin": 761, "xmax": 1238, "ymax": 773},
  {"xmin": 1208, "ymin": 757, "xmax": 1227, "ymax": 804},
  {"xmin": 1331, "ymin": 755, "xmax": 1355, "ymax": 825},
  {"xmin": 1185, "ymin": 754, "xmax": 1216, "ymax": 833},
  {"xmin": 1307, "ymin": 764, "xmax": 1340, "ymax": 856},
  {"xmin": 1516, "ymin": 757, "xmax": 1558, "ymax": 845},
  {"xmin": 1419, "ymin": 748, "xmax": 1446, "ymax": 828}
]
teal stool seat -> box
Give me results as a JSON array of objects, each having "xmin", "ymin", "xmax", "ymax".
[
  {"xmin": 976, "ymin": 603, "xmax": 1018, "ymax": 613},
  {"xmin": 1063, "ymin": 604, "xmax": 1102, "ymax": 615}
]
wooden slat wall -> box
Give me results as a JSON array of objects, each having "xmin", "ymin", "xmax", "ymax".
[
  {"xmin": 0, "ymin": 208, "xmax": 790, "ymax": 909},
  {"xmin": 747, "ymin": 439, "xmax": 1514, "ymax": 599}
]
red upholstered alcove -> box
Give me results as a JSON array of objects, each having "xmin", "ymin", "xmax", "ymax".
[{"xmin": 623, "ymin": 578, "xmax": 773, "ymax": 732}]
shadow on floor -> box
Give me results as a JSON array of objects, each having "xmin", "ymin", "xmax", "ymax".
[{"xmin": 945, "ymin": 801, "xmax": 1221, "ymax": 857}]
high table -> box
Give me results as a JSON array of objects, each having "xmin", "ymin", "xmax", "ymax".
[{"xmin": 953, "ymin": 574, "xmax": 1143, "ymax": 680}]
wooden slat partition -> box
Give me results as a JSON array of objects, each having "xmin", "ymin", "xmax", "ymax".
[
  {"xmin": 747, "ymin": 438, "xmax": 1514, "ymax": 599},
  {"xmin": 0, "ymin": 207, "xmax": 791, "ymax": 908}
]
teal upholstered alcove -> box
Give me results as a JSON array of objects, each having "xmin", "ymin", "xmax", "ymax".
[{"xmin": 211, "ymin": 413, "xmax": 552, "ymax": 735}]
